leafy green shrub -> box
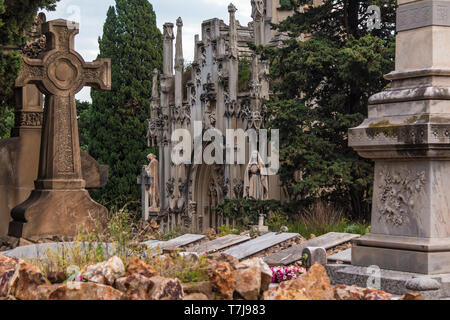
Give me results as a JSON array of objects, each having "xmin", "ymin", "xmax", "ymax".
[
  {"xmin": 216, "ymin": 198, "xmax": 282, "ymax": 228},
  {"xmin": 159, "ymin": 225, "xmax": 196, "ymax": 241},
  {"xmin": 217, "ymin": 224, "xmax": 241, "ymax": 237},
  {"xmin": 238, "ymin": 57, "xmax": 251, "ymax": 92},
  {"xmin": 266, "ymin": 211, "xmax": 289, "ymax": 232}
]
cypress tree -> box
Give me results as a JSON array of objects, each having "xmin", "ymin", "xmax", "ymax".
[
  {"xmin": 261, "ymin": 0, "xmax": 396, "ymax": 220},
  {"xmin": 89, "ymin": 0, "xmax": 162, "ymax": 208}
]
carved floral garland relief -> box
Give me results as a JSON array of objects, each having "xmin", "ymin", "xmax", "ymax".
[{"xmin": 378, "ymin": 167, "xmax": 426, "ymax": 227}]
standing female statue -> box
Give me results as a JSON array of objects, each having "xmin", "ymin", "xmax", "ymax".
[{"xmin": 244, "ymin": 151, "xmax": 269, "ymax": 200}]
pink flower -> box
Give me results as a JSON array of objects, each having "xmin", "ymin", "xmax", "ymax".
[{"xmin": 270, "ymin": 265, "xmax": 306, "ymax": 283}]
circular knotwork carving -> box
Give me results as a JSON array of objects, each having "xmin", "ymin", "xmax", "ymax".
[
  {"xmin": 48, "ymin": 58, "xmax": 78, "ymax": 90},
  {"xmin": 44, "ymin": 51, "xmax": 83, "ymax": 94}
]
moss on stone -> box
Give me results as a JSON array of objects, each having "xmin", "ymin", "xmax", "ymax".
[
  {"xmin": 368, "ymin": 120, "xmax": 395, "ymax": 128},
  {"xmin": 404, "ymin": 116, "xmax": 418, "ymax": 124},
  {"xmin": 367, "ymin": 120, "xmax": 397, "ymax": 138}
]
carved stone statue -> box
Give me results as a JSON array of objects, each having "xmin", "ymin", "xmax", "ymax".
[
  {"xmin": 244, "ymin": 151, "xmax": 269, "ymax": 200},
  {"xmin": 146, "ymin": 153, "xmax": 160, "ymax": 209},
  {"xmin": 251, "ymin": 0, "xmax": 265, "ymax": 21}
]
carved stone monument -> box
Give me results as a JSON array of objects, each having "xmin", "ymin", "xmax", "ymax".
[
  {"xmin": 137, "ymin": 153, "xmax": 159, "ymax": 221},
  {"xmin": 137, "ymin": 166, "xmax": 153, "ymax": 221},
  {"xmin": 244, "ymin": 150, "xmax": 269, "ymax": 200},
  {"xmin": 0, "ymin": 15, "xmax": 109, "ymax": 237},
  {"xmin": 147, "ymin": 2, "xmax": 296, "ymax": 232},
  {"xmin": 146, "ymin": 153, "xmax": 160, "ymax": 211},
  {"xmin": 8, "ymin": 19, "xmax": 111, "ymax": 238},
  {"xmin": 349, "ymin": 0, "xmax": 450, "ymax": 275}
]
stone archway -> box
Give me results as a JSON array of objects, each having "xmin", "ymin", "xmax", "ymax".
[{"xmin": 190, "ymin": 163, "xmax": 225, "ymax": 232}]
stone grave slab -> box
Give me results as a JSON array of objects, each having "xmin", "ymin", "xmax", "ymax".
[
  {"xmin": 144, "ymin": 234, "xmax": 205, "ymax": 251},
  {"xmin": 187, "ymin": 234, "xmax": 251, "ymax": 254},
  {"xmin": 223, "ymin": 232, "xmax": 299, "ymax": 260},
  {"xmin": 141, "ymin": 240, "xmax": 161, "ymax": 246},
  {"xmin": 328, "ymin": 248, "xmax": 352, "ymax": 264},
  {"xmin": 264, "ymin": 232, "xmax": 360, "ymax": 266},
  {"xmin": 1, "ymin": 242, "xmax": 115, "ymax": 260}
]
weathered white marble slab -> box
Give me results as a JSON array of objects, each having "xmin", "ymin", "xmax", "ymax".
[
  {"xmin": 223, "ymin": 232, "xmax": 299, "ymax": 260},
  {"xmin": 144, "ymin": 234, "xmax": 206, "ymax": 250},
  {"xmin": 328, "ymin": 248, "xmax": 352, "ymax": 264},
  {"xmin": 264, "ymin": 232, "xmax": 360, "ymax": 266},
  {"xmin": 187, "ymin": 234, "xmax": 251, "ymax": 254},
  {"xmin": 141, "ymin": 240, "xmax": 163, "ymax": 246},
  {"xmin": 1, "ymin": 242, "xmax": 115, "ymax": 260}
]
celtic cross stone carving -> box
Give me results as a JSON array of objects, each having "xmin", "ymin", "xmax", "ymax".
[
  {"xmin": 15, "ymin": 19, "xmax": 111, "ymax": 188},
  {"xmin": 9, "ymin": 19, "xmax": 111, "ymax": 238}
]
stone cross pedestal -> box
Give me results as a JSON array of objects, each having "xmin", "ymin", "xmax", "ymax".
[
  {"xmin": 349, "ymin": 0, "xmax": 450, "ymax": 275},
  {"xmin": 9, "ymin": 19, "xmax": 111, "ymax": 239},
  {"xmin": 137, "ymin": 167, "xmax": 154, "ymax": 221},
  {"xmin": 252, "ymin": 214, "xmax": 269, "ymax": 234}
]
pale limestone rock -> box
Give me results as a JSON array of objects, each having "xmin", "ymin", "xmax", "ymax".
[
  {"xmin": 183, "ymin": 293, "xmax": 209, "ymax": 300},
  {"xmin": 233, "ymin": 265, "xmax": 261, "ymax": 300},
  {"xmin": 263, "ymin": 263, "xmax": 334, "ymax": 300},
  {"xmin": 0, "ymin": 254, "xmax": 20, "ymax": 297},
  {"xmin": 36, "ymin": 282, "xmax": 125, "ymax": 300},
  {"xmin": 208, "ymin": 261, "xmax": 236, "ymax": 300},
  {"xmin": 148, "ymin": 276, "xmax": 184, "ymax": 300},
  {"xmin": 334, "ymin": 285, "xmax": 365, "ymax": 300},
  {"xmin": 237, "ymin": 258, "xmax": 272, "ymax": 292},
  {"xmin": 81, "ymin": 256, "xmax": 125, "ymax": 286},
  {"xmin": 126, "ymin": 257, "xmax": 157, "ymax": 278},
  {"xmin": 8, "ymin": 260, "xmax": 50, "ymax": 300},
  {"xmin": 400, "ymin": 292, "xmax": 424, "ymax": 300},
  {"xmin": 115, "ymin": 274, "xmax": 153, "ymax": 300},
  {"xmin": 182, "ymin": 281, "xmax": 215, "ymax": 300}
]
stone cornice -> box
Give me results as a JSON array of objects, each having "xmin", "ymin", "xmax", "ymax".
[{"xmin": 397, "ymin": 0, "xmax": 450, "ymax": 32}]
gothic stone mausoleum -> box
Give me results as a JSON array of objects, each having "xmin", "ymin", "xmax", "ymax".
[{"xmin": 146, "ymin": 1, "xmax": 322, "ymax": 232}]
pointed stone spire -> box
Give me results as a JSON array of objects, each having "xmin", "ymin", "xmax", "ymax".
[
  {"xmin": 174, "ymin": 18, "xmax": 184, "ymax": 110},
  {"xmin": 163, "ymin": 22, "xmax": 174, "ymax": 76},
  {"xmin": 251, "ymin": 0, "xmax": 265, "ymax": 46},
  {"xmin": 151, "ymin": 68, "xmax": 159, "ymax": 100},
  {"xmin": 228, "ymin": 3, "xmax": 238, "ymax": 59},
  {"xmin": 175, "ymin": 17, "xmax": 184, "ymax": 72},
  {"xmin": 194, "ymin": 34, "xmax": 200, "ymax": 61}
]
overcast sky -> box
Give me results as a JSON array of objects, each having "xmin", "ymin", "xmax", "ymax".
[{"xmin": 44, "ymin": 0, "xmax": 253, "ymax": 102}]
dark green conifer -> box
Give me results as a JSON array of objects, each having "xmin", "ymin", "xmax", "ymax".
[{"xmin": 89, "ymin": 0, "xmax": 162, "ymax": 207}]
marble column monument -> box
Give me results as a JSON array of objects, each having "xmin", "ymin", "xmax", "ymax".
[{"xmin": 349, "ymin": 0, "xmax": 450, "ymax": 275}]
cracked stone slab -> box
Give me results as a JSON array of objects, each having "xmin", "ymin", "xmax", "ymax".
[
  {"xmin": 144, "ymin": 234, "xmax": 205, "ymax": 251},
  {"xmin": 187, "ymin": 234, "xmax": 251, "ymax": 254},
  {"xmin": 264, "ymin": 232, "xmax": 360, "ymax": 266},
  {"xmin": 223, "ymin": 232, "xmax": 300, "ymax": 261},
  {"xmin": 328, "ymin": 248, "xmax": 352, "ymax": 264},
  {"xmin": 1, "ymin": 242, "xmax": 115, "ymax": 260}
]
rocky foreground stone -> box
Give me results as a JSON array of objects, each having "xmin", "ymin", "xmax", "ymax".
[{"xmin": 0, "ymin": 253, "xmax": 421, "ymax": 300}]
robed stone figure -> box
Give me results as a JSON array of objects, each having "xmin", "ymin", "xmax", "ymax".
[
  {"xmin": 244, "ymin": 151, "xmax": 269, "ymax": 200},
  {"xmin": 146, "ymin": 153, "xmax": 160, "ymax": 209}
]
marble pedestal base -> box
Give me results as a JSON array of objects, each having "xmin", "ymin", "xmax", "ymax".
[
  {"xmin": 352, "ymin": 234, "xmax": 450, "ymax": 275},
  {"xmin": 326, "ymin": 264, "xmax": 449, "ymax": 299},
  {"xmin": 9, "ymin": 189, "xmax": 107, "ymax": 239}
]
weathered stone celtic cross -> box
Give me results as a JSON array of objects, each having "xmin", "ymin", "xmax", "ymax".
[{"xmin": 9, "ymin": 19, "xmax": 111, "ymax": 238}]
